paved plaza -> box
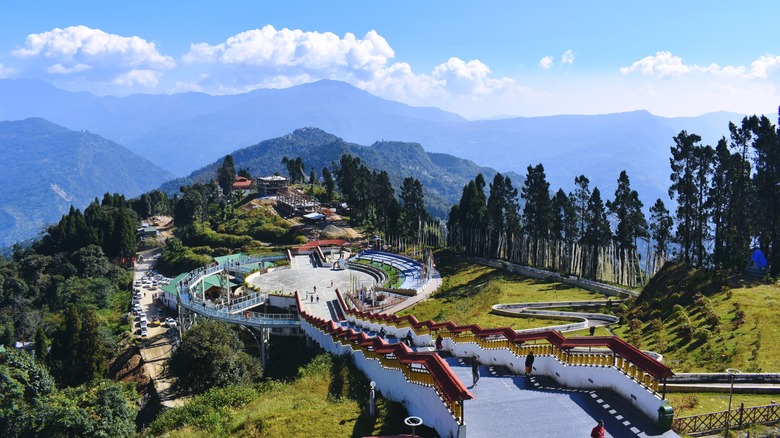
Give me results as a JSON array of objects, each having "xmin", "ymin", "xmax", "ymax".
[{"xmin": 247, "ymin": 255, "xmax": 375, "ymax": 320}]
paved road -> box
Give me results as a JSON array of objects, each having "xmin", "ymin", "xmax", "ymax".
[{"xmin": 133, "ymin": 248, "xmax": 183, "ymax": 408}]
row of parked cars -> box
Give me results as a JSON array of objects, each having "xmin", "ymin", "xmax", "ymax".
[{"xmin": 134, "ymin": 271, "xmax": 173, "ymax": 290}]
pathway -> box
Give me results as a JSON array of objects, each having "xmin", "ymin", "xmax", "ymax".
[{"xmin": 448, "ymin": 357, "xmax": 678, "ymax": 437}]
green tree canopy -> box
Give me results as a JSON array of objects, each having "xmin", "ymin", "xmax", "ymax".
[
  {"xmin": 217, "ymin": 154, "xmax": 237, "ymax": 196},
  {"xmin": 169, "ymin": 320, "xmax": 262, "ymax": 395}
]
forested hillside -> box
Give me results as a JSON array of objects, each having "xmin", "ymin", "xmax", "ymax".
[
  {"xmin": 160, "ymin": 127, "xmax": 519, "ymax": 219},
  {"xmin": 0, "ymin": 118, "xmax": 175, "ymax": 247}
]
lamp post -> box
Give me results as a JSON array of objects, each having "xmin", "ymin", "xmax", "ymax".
[
  {"xmin": 725, "ymin": 368, "xmax": 741, "ymax": 436},
  {"xmin": 405, "ymin": 416, "xmax": 423, "ymax": 438},
  {"xmin": 369, "ymin": 381, "xmax": 376, "ymax": 416}
]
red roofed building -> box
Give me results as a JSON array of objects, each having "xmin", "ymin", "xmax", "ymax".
[{"xmin": 232, "ymin": 176, "xmax": 253, "ymax": 193}]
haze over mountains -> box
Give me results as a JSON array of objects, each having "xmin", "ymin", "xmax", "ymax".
[
  {"xmin": 0, "ymin": 78, "xmax": 751, "ymax": 246},
  {"xmin": 0, "ymin": 78, "xmax": 743, "ymax": 194},
  {"xmin": 0, "ymin": 118, "xmax": 174, "ymax": 247}
]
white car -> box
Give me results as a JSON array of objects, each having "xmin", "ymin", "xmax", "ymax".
[
  {"xmin": 140, "ymin": 315, "xmax": 148, "ymax": 324},
  {"xmin": 140, "ymin": 329, "xmax": 148, "ymax": 338},
  {"xmin": 165, "ymin": 317, "xmax": 177, "ymax": 327}
]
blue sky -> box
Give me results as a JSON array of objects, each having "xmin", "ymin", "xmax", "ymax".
[{"xmin": 1, "ymin": 1, "xmax": 779, "ymax": 118}]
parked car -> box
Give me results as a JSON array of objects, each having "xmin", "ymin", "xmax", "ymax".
[
  {"xmin": 165, "ymin": 317, "xmax": 177, "ymax": 328},
  {"xmin": 140, "ymin": 329, "xmax": 148, "ymax": 338}
]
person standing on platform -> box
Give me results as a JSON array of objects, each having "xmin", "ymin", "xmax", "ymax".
[
  {"xmin": 471, "ymin": 357, "xmax": 480, "ymax": 386},
  {"xmin": 590, "ymin": 420, "xmax": 605, "ymax": 438},
  {"xmin": 435, "ymin": 335, "xmax": 443, "ymax": 351},
  {"xmin": 525, "ymin": 351, "xmax": 535, "ymax": 376}
]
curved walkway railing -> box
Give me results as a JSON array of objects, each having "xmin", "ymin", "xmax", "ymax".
[
  {"xmin": 491, "ymin": 300, "xmax": 621, "ymax": 333},
  {"xmin": 344, "ymin": 306, "xmax": 675, "ymax": 426},
  {"xmin": 176, "ymin": 255, "xmax": 300, "ymax": 328}
]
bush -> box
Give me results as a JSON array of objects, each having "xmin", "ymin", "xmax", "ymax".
[
  {"xmin": 148, "ymin": 385, "xmax": 260, "ymax": 435},
  {"xmin": 693, "ymin": 328, "xmax": 711, "ymax": 343}
]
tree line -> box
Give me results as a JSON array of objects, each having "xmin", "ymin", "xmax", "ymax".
[
  {"xmin": 447, "ymin": 169, "xmax": 658, "ymax": 286},
  {"xmin": 669, "ymin": 114, "xmax": 780, "ymax": 274},
  {"xmin": 446, "ymin": 111, "xmax": 780, "ymax": 281}
]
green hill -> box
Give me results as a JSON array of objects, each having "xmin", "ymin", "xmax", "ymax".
[
  {"xmin": 160, "ymin": 127, "xmax": 522, "ymax": 219},
  {"xmin": 0, "ymin": 118, "xmax": 175, "ymax": 247},
  {"xmin": 615, "ymin": 263, "xmax": 780, "ymax": 373}
]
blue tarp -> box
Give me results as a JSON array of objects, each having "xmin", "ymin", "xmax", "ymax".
[{"xmin": 751, "ymin": 249, "xmax": 768, "ymax": 269}]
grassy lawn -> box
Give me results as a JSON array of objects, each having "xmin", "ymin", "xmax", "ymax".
[
  {"xmin": 398, "ymin": 252, "xmax": 608, "ymax": 331},
  {"xmin": 148, "ymin": 354, "xmax": 435, "ymax": 438},
  {"xmin": 668, "ymin": 391, "xmax": 780, "ymax": 417}
]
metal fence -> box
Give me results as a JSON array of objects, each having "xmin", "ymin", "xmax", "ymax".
[{"xmin": 673, "ymin": 403, "xmax": 780, "ymax": 435}]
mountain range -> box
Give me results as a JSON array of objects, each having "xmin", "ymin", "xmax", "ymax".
[
  {"xmin": 0, "ymin": 118, "xmax": 174, "ymax": 247},
  {"xmin": 0, "ymin": 78, "xmax": 756, "ymax": 246},
  {"xmin": 0, "ymin": 79, "xmax": 745, "ymax": 205},
  {"xmin": 161, "ymin": 127, "xmax": 520, "ymax": 219}
]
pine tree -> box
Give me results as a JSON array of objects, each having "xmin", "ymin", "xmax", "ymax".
[
  {"xmin": 34, "ymin": 326, "xmax": 49, "ymax": 363},
  {"xmin": 649, "ymin": 199, "xmax": 673, "ymax": 258},
  {"xmin": 521, "ymin": 164, "xmax": 553, "ymax": 238},
  {"xmin": 607, "ymin": 170, "xmax": 648, "ymax": 251},
  {"xmin": 400, "ymin": 177, "xmax": 426, "ymax": 239},
  {"xmin": 216, "ymin": 155, "xmax": 236, "ymax": 196},
  {"xmin": 583, "ymin": 187, "xmax": 611, "ymax": 247},
  {"xmin": 375, "ymin": 171, "xmax": 399, "ymax": 234},
  {"xmin": 551, "ymin": 189, "xmax": 575, "ymax": 242},
  {"xmin": 669, "ymin": 131, "xmax": 702, "ymax": 265},
  {"xmin": 78, "ymin": 307, "xmax": 106, "ymax": 384},
  {"xmin": 486, "ymin": 173, "xmax": 520, "ymax": 257},
  {"xmin": 322, "ymin": 166, "xmax": 335, "ymax": 202},
  {"xmin": 573, "ymin": 175, "xmax": 591, "ymax": 240}
]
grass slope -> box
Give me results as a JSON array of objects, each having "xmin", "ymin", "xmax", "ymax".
[
  {"xmin": 613, "ymin": 263, "xmax": 780, "ymax": 373},
  {"xmin": 398, "ymin": 252, "xmax": 606, "ymax": 330},
  {"xmin": 147, "ymin": 353, "xmax": 434, "ymax": 438}
]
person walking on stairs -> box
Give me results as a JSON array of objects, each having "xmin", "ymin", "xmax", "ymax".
[{"xmin": 525, "ymin": 351, "xmax": 535, "ymax": 376}]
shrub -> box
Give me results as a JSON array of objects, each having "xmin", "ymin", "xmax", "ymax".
[{"xmin": 693, "ymin": 328, "xmax": 711, "ymax": 343}]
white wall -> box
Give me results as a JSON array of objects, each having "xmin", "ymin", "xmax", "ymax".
[
  {"xmin": 444, "ymin": 339, "xmax": 665, "ymax": 423},
  {"xmin": 302, "ymin": 319, "xmax": 464, "ymax": 438},
  {"xmin": 346, "ymin": 315, "xmax": 664, "ymax": 424}
]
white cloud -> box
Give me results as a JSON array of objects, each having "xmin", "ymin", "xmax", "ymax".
[
  {"xmin": 432, "ymin": 57, "xmax": 515, "ymax": 95},
  {"xmin": 12, "ymin": 25, "xmax": 174, "ymax": 89},
  {"xmin": 182, "ymin": 25, "xmax": 521, "ymax": 104},
  {"xmin": 183, "ymin": 25, "xmax": 393, "ymax": 77},
  {"xmin": 0, "ymin": 63, "xmax": 16, "ymax": 78},
  {"xmin": 561, "ymin": 50, "xmax": 575, "ymax": 65},
  {"xmin": 539, "ymin": 56, "xmax": 553, "ymax": 70},
  {"xmin": 47, "ymin": 62, "xmax": 91, "ymax": 74},
  {"xmin": 621, "ymin": 51, "xmax": 780, "ymax": 79},
  {"xmin": 113, "ymin": 69, "xmax": 163, "ymax": 87},
  {"xmin": 748, "ymin": 54, "xmax": 780, "ymax": 79}
]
